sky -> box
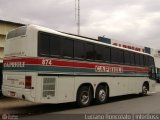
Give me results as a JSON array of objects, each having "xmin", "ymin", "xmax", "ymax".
[{"xmin": 0, "ymin": 0, "xmax": 160, "ymax": 48}]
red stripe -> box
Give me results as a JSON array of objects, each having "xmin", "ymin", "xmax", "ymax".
[{"xmin": 3, "ymin": 57, "xmax": 148, "ymax": 72}]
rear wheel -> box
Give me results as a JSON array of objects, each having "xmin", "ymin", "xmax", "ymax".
[
  {"xmin": 141, "ymin": 83, "xmax": 148, "ymax": 96},
  {"xmin": 76, "ymin": 86, "xmax": 92, "ymax": 107},
  {"xmin": 95, "ymin": 85, "xmax": 108, "ymax": 104}
]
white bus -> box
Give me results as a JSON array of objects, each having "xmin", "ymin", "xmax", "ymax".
[{"xmin": 2, "ymin": 25, "xmax": 156, "ymax": 107}]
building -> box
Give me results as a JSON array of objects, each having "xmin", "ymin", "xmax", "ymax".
[
  {"xmin": 98, "ymin": 36, "xmax": 151, "ymax": 54},
  {"xmin": 0, "ymin": 19, "xmax": 24, "ymax": 62},
  {"xmin": 0, "ymin": 19, "xmax": 24, "ymax": 95},
  {"xmin": 98, "ymin": 36, "xmax": 160, "ymax": 69}
]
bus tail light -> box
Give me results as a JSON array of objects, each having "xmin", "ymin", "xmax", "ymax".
[{"xmin": 25, "ymin": 76, "xmax": 32, "ymax": 89}]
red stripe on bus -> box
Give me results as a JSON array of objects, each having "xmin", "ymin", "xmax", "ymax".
[{"xmin": 3, "ymin": 57, "xmax": 148, "ymax": 72}]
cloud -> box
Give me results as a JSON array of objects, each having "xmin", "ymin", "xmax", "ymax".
[
  {"xmin": 80, "ymin": 0, "xmax": 160, "ymax": 48},
  {"xmin": 0, "ymin": 0, "xmax": 160, "ymax": 48}
]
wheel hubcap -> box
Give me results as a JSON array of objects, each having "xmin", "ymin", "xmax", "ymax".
[
  {"xmin": 81, "ymin": 91, "xmax": 89, "ymax": 104},
  {"xmin": 143, "ymin": 86, "xmax": 147, "ymax": 95},
  {"xmin": 99, "ymin": 89, "xmax": 106, "ymax": 102}
]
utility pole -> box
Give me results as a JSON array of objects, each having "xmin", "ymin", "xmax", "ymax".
[{"xmin": 75, "ymin": 0, "xmax": 80, "ymax": 35}]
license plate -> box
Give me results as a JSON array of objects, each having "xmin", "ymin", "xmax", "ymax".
[{"xmin": 10, "ymin": 91, "xmax": 16, "ymax": 96}]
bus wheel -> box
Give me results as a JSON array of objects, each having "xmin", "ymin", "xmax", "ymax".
[
  {"xmin": 76, "ymin": 86, "xmax": 92, "ymax": 107},
  {"xmin": 142, "ymin": 83, "xmax": 148, "ymax": 96},
  {"xmin": 95, "ymin": 85, "xmax": 107, "ymax": 104}
]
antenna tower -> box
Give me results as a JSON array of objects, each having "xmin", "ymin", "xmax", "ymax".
[{"xmin": 75, "ymin": 0, "xmax": 80, "ymax": 35}]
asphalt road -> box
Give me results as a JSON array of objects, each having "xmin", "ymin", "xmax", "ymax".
[
  {"xmin": 0, "ymin": 92, "xmax": 160, "ymax": 120},
  {"xmin": 1, "ymin": 84, "xmax": 160, "ymax": 120}
]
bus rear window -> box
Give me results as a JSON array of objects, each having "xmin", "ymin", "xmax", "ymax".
[{"xmin": 7, "ymin": 26, "xmax": 27, "ymax": 39}]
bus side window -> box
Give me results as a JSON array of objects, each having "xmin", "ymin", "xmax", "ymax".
[
  {"xmin": 50, "ymin": 35, "xmax": 61, "ymax": 57},
  {"xmin": 61, "ymin": 38, "xmax": 74, "ymax": 58},
  {"xmin": 95, "ymin": 45, "xmax": 106, "ymax": 62},
  {"xmin": 74, "ymin": 40, "xmax": 85, "ymax": 60},
  {"xmin": 111, "ymin": 48, "xmax": 123, "ymax": 64},
  {"xmin": 105, "ymin": 46, "xmax": 110, "ymax": 63},
  {"xmin": 38, "ymin": 32, "xmax": 50, "ymax": 56},
  {"xmin": 124, "ymin": 50, "xmax": 130, "ymax": 65},
  {"xmin": 85, "ymin": 43, "xmax": 95, "ymax": 60},
  {"xmin": 139, "ymin": 54, "xmax": 144, "ymax": 66},
  {"xmin": 135, "ymin": 53, "xmax": 140, "ymax": 66},
  {"xmin": 145, "ymin": 55, "xmax": 149, "ymax": 66},
  {"xmin": 130, "ymin": 52, "xmax": 135, "ymax": 65}
]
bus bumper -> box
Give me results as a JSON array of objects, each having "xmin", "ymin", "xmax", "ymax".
[{"xmin": 2, "ymin": 85, "xmax": 35, "ymax": 102}]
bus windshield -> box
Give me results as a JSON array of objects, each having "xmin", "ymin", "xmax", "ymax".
[{"xmin": 157, "ymin": 68, "xmax": 160, "ymax": 77}]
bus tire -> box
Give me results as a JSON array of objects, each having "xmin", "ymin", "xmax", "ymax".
[
  {"xmin": 95, "ymin": 85, "xmax": 107, "ymax": 104},
  {"xmin": 76, "ymin": 86, "xmax": 92, "ymax": 107},
  {"xmin": 141, "ymin": 83, "xmax": 148, "ymax": 96}
]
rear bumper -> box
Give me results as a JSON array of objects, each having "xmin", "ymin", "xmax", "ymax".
[
  {"xmin": 2, "ymin": 85, "xmax": 58, "ymax": 104},
  {"xmin": 2, "ymin": 85, "xmax": 35, "ymax": 102}
]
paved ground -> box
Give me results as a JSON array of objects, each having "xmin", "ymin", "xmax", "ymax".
[
  {"xmin": 1, "ymin": 83, "xmax": 160, "ymax": 109},
  {"xmin": 0, "ymin": 83, "xmax": 160, "ymax": 120},
  {"xmin": 21, "ymin": 92, "xmax": 160, "ymax": 120}
]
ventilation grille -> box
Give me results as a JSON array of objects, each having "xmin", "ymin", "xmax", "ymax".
[{"xmin": 43, "ymin": 78, "xmax": 56, "ymax": 97}]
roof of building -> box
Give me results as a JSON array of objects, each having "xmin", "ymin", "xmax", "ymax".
[
  {"xmin": 0, "ymin": 59, "xmax": 3, "ymax": 63},
  {"xmin": 0, "ymin": 19, "xmax": 25, "ymax": 26}
]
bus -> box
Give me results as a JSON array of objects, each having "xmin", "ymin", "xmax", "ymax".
[{"xmin": 2, "ymin": 25, "xmax": 156, "ymax": 107}]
